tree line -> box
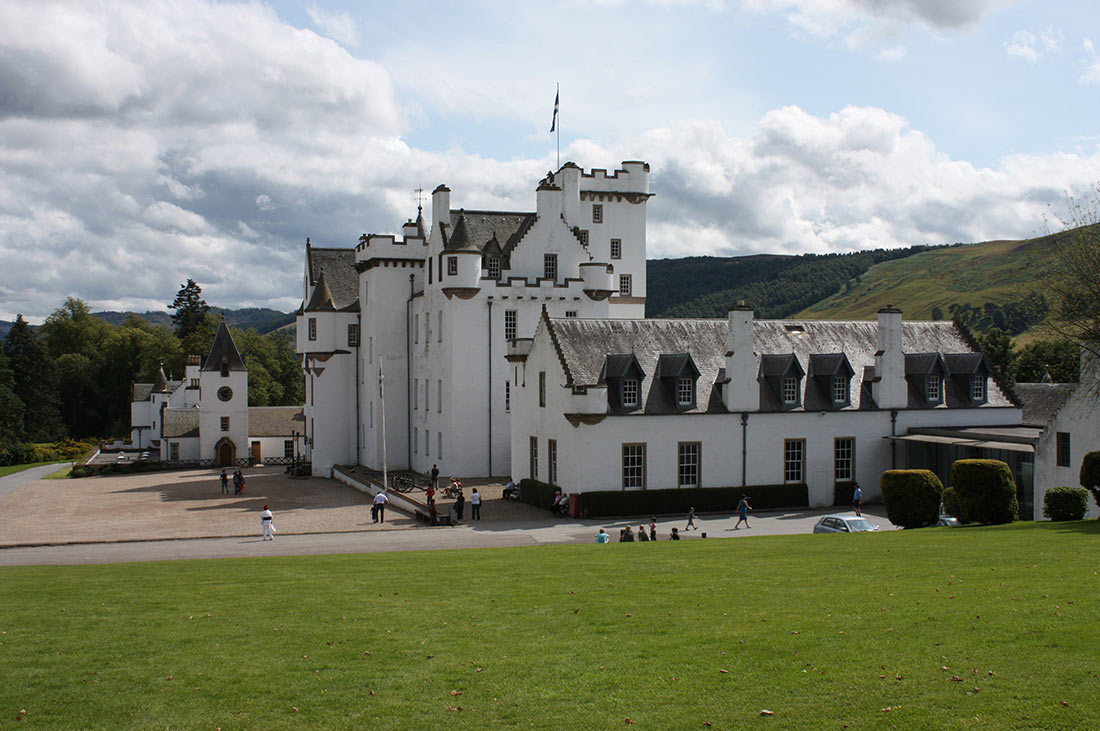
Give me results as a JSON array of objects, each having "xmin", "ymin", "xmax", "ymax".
[{"xmin": 0, "ymin": 281, "xmax": 302, "ymax": 463}]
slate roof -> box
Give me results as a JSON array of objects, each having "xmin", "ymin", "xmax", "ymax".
[
  {"xmin": 443, "ymin": 210, "xmax": 535, "ymax": 260},
  {"xmin": 162, "ymin": 408, "xmax": 199, "ymax": 438},
  {"xmin": 304, "ymin": 269, "xmax": 337, "ymax": 312},
  {"xmin": 202, "ymin": 321, "xmax": 247, "ymax": 372},
  {"xmin": 248, "ymin": 406, "xmax": 305, "ymax": 437},
  {"xmin": 1011, "ymin": 383, "xmax": 1076, "ymax": 427},
  {"xmin": 306, "ymin": 245, "xmax": 359, "ymax": 311},
  {"xmin": 808, "ymin": 353, "xmax": 854, "ymax": 377},
  {"xmin": 546, "ymin": 317, "xmax": 1016, "ymax": 414},
  {"xmin": 132, "ymin": 383, "xmax": 154, "ymax": 402},
  {"xmin": 905, "ymin": 352, "xmax": 946, "ymax": 375}
]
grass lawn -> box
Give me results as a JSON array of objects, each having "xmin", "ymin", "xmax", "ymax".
[{"xmin": 1, "ymin": 522, "xmax": 1097, "ymax": 729}]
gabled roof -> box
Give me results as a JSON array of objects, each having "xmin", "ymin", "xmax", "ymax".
[
  {"xmin": 306, "ymin": 244, "xmax": 358, "ymax": 311},
  {"xmin": 162, "ymin": 408, "xmax": 199, "ymax": 438},
  {"xmin": 656, "ymin": 353, "xmax": 700, "ymax": 379},
  {"xmin": 1011, "ymin": 383, "xmax": 1077, "ymax": 427},
  {"xmin": 760, "ymin": 353, "xmax": 804, "ymax": 378},
  {"xmin": 943, "ymin": 353, "xmax": 988, "ymax": 375},
  {"xmin": 808, "ymin": 353, "xmax": 855, "ymax": 377},
  {"xmin": 905, "ymin": 352, "xmax": 947, "ymax": 376},
  {"xmin": 599, "ymin": 353, "xmax": 645, "ymax": 383},
  {"xmin": 201, "ymin": 321, "xmax": 247, "ymax": 372}
]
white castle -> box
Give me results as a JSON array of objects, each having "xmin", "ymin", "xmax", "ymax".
[{"xmin": 296, "ymin": 161, "xmax": 653, "ymax": 477}]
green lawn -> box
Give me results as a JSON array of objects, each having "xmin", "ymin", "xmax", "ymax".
[{"xmin": 2, "ymin": 522, "xmax": 1097, "ymax": 729}]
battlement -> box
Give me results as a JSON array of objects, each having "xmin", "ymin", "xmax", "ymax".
[{"xmin": 355, "ymin": 231, "xmax": 427, "ymax": 264}]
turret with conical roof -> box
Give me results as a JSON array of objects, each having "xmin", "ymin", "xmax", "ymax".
[
  {"xmin": 304, "ymin": 269, "xmax": 337, "ymax": 312},
  {"xmin": 202, "ymin": 320, "xmax": 247, "ymax": 373}
]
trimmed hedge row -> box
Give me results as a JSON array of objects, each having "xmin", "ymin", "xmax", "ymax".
[
  {"xmin": 71, "ymin": 461, "xmax": 169, "ymax": 478},
  {"xmin": 519, "ymin": 478, "xmax": 562, "ymax": 511},
  {"xmin": 833, "ymin": 481, "xmax": 857, "ymax": 507},
  {"xmin": 1043, "ymin": 486, "xmax": 1090, "ymax": 521},
  {"xmin": 951, "ymin": 459, "xmax": 1018, "ymax": 525},
  {"xmin": 880, "ymin": 469, "xmax": 943, "ymax": 529},
  {"xmin": 575, "ymin": 484, "xmax": 808, "ymax": 519}
]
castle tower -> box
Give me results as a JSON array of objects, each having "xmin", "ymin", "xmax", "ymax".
[{"xmin": 199, "ymin": 321, "xmax": 249, "ymax": 467}]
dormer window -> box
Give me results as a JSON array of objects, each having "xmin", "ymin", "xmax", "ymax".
[
  {"xmin": 782, "ymin": 376, "xmax": 798, "ymax": 404},
  {"xmin": 832, "ymin": 375, "xmax": 848, "ymax": 404},
  {"xmin": 220, "ymin": 358, "xmax": 229, "ymax": 378},
  {"xmin": 926, "ymin": 374, "xmax": 941, "ymax": 402},
  {"xmin": 622, "ymin": 378, "xmax": 639, "ymax": 408},
  {"xmin": 761, "ymin": 353, "xmax": 805, "ymax": 410},
  {"xmin": 677, "ymin": 377, "xmax": 693, "ymax": 406},
  {"xmin": 970, "ymin": 375, "xmax": 985, "ymax": 401},
  {"xmin": 657, "ymin": 353, "xmax": 701, "ymax": 410},
  {"xmin": 808, "ymin": 353, "xmax": 854, "ymax": 410}
]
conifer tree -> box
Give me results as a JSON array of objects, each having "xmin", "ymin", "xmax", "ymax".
[
  {"xmin": 170, "ymin": 279, "xmax": 212, "ymax": 338},
  {"xmin": 0, "ymin": 340, "xmax": 25, "ymax": 445},
  {"xmin": 3, "ymin": 315, "xmax": 63, "ymax": 442}
]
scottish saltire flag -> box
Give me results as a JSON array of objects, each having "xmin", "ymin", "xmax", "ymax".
[{"xmin": 550, "ymin": 90, "xmax": 559, "ymax": 132}]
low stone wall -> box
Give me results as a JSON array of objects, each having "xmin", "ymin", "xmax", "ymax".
[{"xmin": 333, "ymin": 466, "xmax": 432, "ymax": 522}]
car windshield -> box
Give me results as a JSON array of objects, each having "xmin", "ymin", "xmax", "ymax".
[{"xmin": 846, "ymin": 519, "xmax": 876, "ymax": 531}]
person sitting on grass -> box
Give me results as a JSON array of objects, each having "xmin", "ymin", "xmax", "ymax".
[
  {"xmin": 637, "ymin": 525, "xmax": 650, "ymax": 542},
  {"xmin": 620, "ymin": 525, "xmax": 635, "ymax": 542},
  {"xmin": 669, "ymin": 527, "xmax": 681, "ymax": 540},
  {"xmin": 596, "ymin": 528, "xmax": 610, "ymax": 544}
]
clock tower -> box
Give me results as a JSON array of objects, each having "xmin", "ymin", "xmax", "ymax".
[{"xmin": 199, "ymin": 321, "xmax": 250, "ymax": 467}]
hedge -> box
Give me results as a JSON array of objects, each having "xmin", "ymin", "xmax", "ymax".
[
  {"xmin": 1043, "ymin": 486, "xmax": 1090, "ymax": 521},
  {"xmin": 573, "ymin": 484, "xmax": 808, "ymax": 519},
  {"xmin": 519, "ymin": 478, "xmax": 562, "ymax": 510},
  {"xmin": 942, "ymin": 487, "xmax": 964, "ymax": 523},
  {"xmin": 70, "ymin": 461, "xmax": 170, "ymax": 478},
  {"xmin": 880, "ymin": 469, "xmax": 943, "ymax": 528},
  {"xmin": 951, "ymin": 459, "xmax": 1018, "ymax": 525},
  {"xmin": 833, "ymin": 481, "xmax": 858, "ymax": 507},
  {"xmin": 1080, "ymin": 451, "xmax": 1100, "ymax": 510}
]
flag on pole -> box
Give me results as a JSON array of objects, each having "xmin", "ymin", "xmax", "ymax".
[{"xmin": 550, "ymin": 89, "xmax": 559, "ymax": 132}]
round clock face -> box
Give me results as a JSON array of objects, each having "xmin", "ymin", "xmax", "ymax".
[{"xmin": 217, "ymin": 386, "xmax": 233, "ymax": 402}]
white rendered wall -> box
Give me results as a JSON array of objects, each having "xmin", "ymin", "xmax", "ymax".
[
  {"xmin": 1033, "ymin": 389, "xmax": 1100, "ymax": 520},
  {"xmin": 199, "ymin": 365, "xmax": 248, "ymax": 462}
]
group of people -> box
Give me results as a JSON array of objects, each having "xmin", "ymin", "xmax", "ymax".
[
  {"xmin": 423, "ymin": 466, "xmax": 482, "ymax": 522},
  {"xmin": 596, "ymin": 496, "xmax": 756, "ymax": 542},
  {"xmin": 219, "ymin": 469, "xmax": 246, "ymax": 495}
]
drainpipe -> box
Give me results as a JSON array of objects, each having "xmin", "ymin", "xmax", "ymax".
[
  {"xmin": 355, "ymin": 312, "xmax": 361, "ymax": 465},
  {"xmin": 740, "ymin": 412, "xmax": 749, "ymax": 487},
  {"xmin": 890, "ymin": 409, "xmax": 898, "ymax": 469},
  {"xmin": 407, "ymin": 274, "xmax": 415, "ymax": 469},
  {"xmin": 487, "ymin": 296, "xmax": 493, "ymax": 477}
]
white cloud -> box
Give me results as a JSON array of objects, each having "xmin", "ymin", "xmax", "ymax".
[
  {"xmin": 744, "ymin": 0, "xmax": 1010, "ymax": 36},
  {"xmin": 255, "ymin": 194, "xmax": 276, "ymax": 211},
  {"xmin": 1006, "ymin": 27, "xmax": 1061, "ymax": 63},
  {"xmin": 875, "ymin": 45, "xmax": 907, "ymax": 62},
  {"xmin": 306, "ymin": 3, "xmax": 359, "ymax": 48},
  {"xmin": 1082, "ymin": 38, "xmax": 1100, "ymax": 85}
]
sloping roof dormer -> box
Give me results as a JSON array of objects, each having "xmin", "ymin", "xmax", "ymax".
[
  {"xmin": 656, "ymin": 353, "xmax": 701, "ymax": 409},
  {"xmin": 905, "ymin": 352, "xmax": 948, "ymax": 406},
  {"xmin": 807, "ymin": 353, "xmax": 856, "ymax": 409},
  {"xmin": 943, "ymin": 352, "xmax": 993, "ymax": 405},
  {"xmin": 760, "ymin": 353, "xmax": 805, "ymax": 410},
  {"xmin": 600, "ymin": 353, "xmax": 646, "ymax": 412}
]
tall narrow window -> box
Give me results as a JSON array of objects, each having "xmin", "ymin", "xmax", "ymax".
[
  {"xmin": 834, "ymin": 437, "xmax": 854, "ymax": 481},
  {"xmin": 487, "ymin": 256, "xmax": 501, "ymax": 280},
  {"xmin": 610, "ymin": 238, "xmax": 622, "ymax": 259},
  {"xmin": 1057, "ymin": 432, "xmax": 1071, "ymax": 467},
  {"xmin": 447, "ymin": 257, "xmax": 458, "ymax": 276},
  {"xmin": 539, "ymin": 371, "xmax": 546, "ymax": 407},
  {"xmin": 548, "ymin": 439, "xmax": 558, "ymax": 484},
  {"xmin": 437, "ymin": 432, "xmax": 442, "ymax": 459},
  {"xmin": 369, "ymin": 336, "xmax": 373, "ymax": 363},
  {"xmin": 169, "ymin": 442, "xmax": 180, "ymax": 461},
  {"xmin": 438, "ymin": 311, "xmax": 443, "ymax": 342},
  {"xmin": 504, "ymin": 310, "xmax": 517, "ymax": 340},
  {"xmin": 782, "ymin": 376, "xmax": 798, "ymax": 405},
  {"xmin": 284, "ymin": 440, "xmax": 294, "ymax": 458},
  {"xmin": 347, "ymin": 323, "xmax": 359, "ymax": 347},
  {"xmin": 970, "ymin": 375, "xmax": 986, "ymax": 401},
  {"xmin": 592, "ymin": 204, "xmax": 603, "ymax": 223},
  {"xmin": 832, "ymin": 375, "xmax": 848, "ymax": 404},
  {"xmin": 414, "ymin": 314, "xmax": 419, "ymax": 343},
  {"xmin": 578, "ymin": 230, "xmax": 589, "ymax": 247},
  {"xmin": 425, "ymin": 428, "xmax": 430, "ymax": 456},
  {"xmin": 619, "ymin": 274, "xmax": 632, "ymax": 297},
  {"xmin": 784, "ymin": 439, "xmax": 805, "ymax": 483},
  {"xmin": 308, "ymin": 317, "xmax": 317, "ymax": 341},
  {"xmin": 927, "ymin": 374, "xmax": 941, "ymax": 402},
  {"xmin": 505, "ymin": 380, "xmax": 511, "ymax": 412},
  {"xmin": 413, "ymin": 428, "xmax": 418, "ymax": 453},
  {"xmin": 437, "ymin": 380, "xmax": 442, "ymax": 413},
  {"xmin": 530, "ymin": 436, "xmax": 539, "ymax": 480},
  {"xmin": 544, "ymin": 253, "xmax": 557, "ymax": 281},
  {"xmin": 414, "ymin": 379, "xmax": 419, "ymax": 410},
  {"xmin": 622, "ymin": 377, "xmax": 639, "ymax": 408},
  {"xmin": 425, "ymin": 379, "xmax": 430, "ymax": 413},
  {"xmin": 677, "ymin": 377, "xmax": 693, "ymax": 407},
  {"xmin": 622, "ymin": 443, "xmax": 646, "ymax": 490},
  {"xmin": 221, "ymin": 416, "xmax": 230, "ymax": 432},
  {"xmin": 678, "ymin": 442, "xmax": 700, "ymax": 487}
]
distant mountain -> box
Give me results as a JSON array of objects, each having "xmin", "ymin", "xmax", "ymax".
[{"xmin": 93, "ymin": 307, "xmax": 295, "ymax": 334}]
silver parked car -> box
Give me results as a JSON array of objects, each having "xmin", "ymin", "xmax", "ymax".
[{"xmin": 813, "ymin": 514, "xmax": 880, "ymax": 533}]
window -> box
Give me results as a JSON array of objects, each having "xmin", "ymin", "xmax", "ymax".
[
  {"xmin": 413, "ymin": 428, "xmax": 418, "ymax": 453},
  {"xmin": 565, "ymin": 310, "xmax": 577, "ymax": 318},
  {"xmin": 414, "ymin": 379, "xmax": 419, "ymax": 410},
  {"xmin": 530, "ymin": 436, "xmax": 539, "ymax": 479},
  {"xmin": 308, "ymin": 317, "xmax": 317, "ymax": 341},
  {"xmin": 504, "ymin": 310, "xmax": 517, "ymax": 340},
  {"xmin": 539, "ymin": 371, "xmax": 546, "ymax": 407},
  {"xmin": 487, "ymin": 256, "xmax": 501, "ymax": 280},
  {"xmin": 592, "ymin": 204, "xmax": 603, "ymax": 223},
  {"xmin": 622, "ymin": 377, "xmax": 639, "ymax": 408},
  {"xmin": 425, "ymin": 428, "xmax": 430, "ymax": 456},
  {"xmin": 782, "ymin": 376, "xmax": 798, "ymax": 405},
  {"xmin": 347, "ymin": 323, "xmax": 359, "ymax": 347},
  {"xmin": 835, "ymin": 437, "xmax": 854, "ymax": 481},
  {"xmin": 970, "ymin": 375, "xmax": 985, "ymax": 401},
  {"xmin": 425, "ymin": 379, "xmax": 430, "ymax": 413},
  {"xmin": 505, "ymin": 380, "xmax": 511, "ymax": 412},
  {"xmin": 284, "ymin": 440, "xmax": 293, "ymax": 458},
  {"xmin": 927, "ymin": 374, "xmax": 942, "ymax": 402},
  {"xmin": 220, "ymin": 416, "xmax": 230, "ymax": 432},
  {"xmin": 622, "ymin": 443, "xmax": 646, "ymax": 489},
  {"xmin": 619, "ymin": 274, "xmax": 632, "ymax": 297},
  {"xmin": 220, "ymin": 359, "xmax": 229, "ymax": 377},
  {"xmin": 437, "ymin": 432, "xmax": 442, "ymax": 459},
  {"xmin": 832, "ymin": 375, "xmax": 848, "ymax": 404},
  {"xmin": 447, "ymin": 256, "xmax": 458, "ymax": 276},
  {"xmin": 414, "ymin": 314, "xmax": 419, "ymax": 343},
  {"xmin": 548, "ymin": 439, "xmax": 558, "ymax": 484},
  {"xmin": 369, "ymin": 336, "xmax": 373, "ymax": 363},
  {"xmin": 169, "ymin": 442, "xmax": 179, "ymax": 461},
  {"xmin": 610, "ymin": 238, "xmax": 621, "ymax": 259},
  {"xmin": 544, "ymin": 253, "xmax": 557, "ymax": 281},
  {"xmin": 437, "ymin": 380, "xmax": 442, "ymax": 413},
  {"xmin": 678, "ymin": 442, "xmax": 700, "ymax": 487},
  {"xmin": 1057, "ymin": 432, "xmax": 1071, "ymax": 467},
  {"xmin": 438, "ymin": 311, "xmax": 443, "ymax": 342},
  {"xmin": 677, "ymin": 377, "xmax": 693, "ymax": 407},
  {"xmin": 578, "ymin": 230, "xmax": 589, "ymax": 246},
  {"xmin": 784, "ymin": 439, "xmax": 805, "ymax": 483}
]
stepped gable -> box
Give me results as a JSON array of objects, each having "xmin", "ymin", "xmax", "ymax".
[
  {"xmin": 1012, "ymin": 383, "xmax": 1076, "ymax": 426},
  {"xmin": 546, "ymin": 317, "xmax": 1015, "ymax": 414},
  {"xmin": 162, "ymin": 408, "xmax": 199, "ymax": 438},
  {"xmin": 306, "ymin": 245, "xmax": 358, "ymax": 311},
  {"xmin": 201, "ymin": 321, "xmax": 247, "ymax": 372},
  {"xmin": 248, "ymin": 406, "xmax": 304, "ymax": 437}
]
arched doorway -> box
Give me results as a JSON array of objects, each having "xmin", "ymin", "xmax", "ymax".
[{"xmin": 216, "ymin": 438, "xmax": 236, "ymax": 467}]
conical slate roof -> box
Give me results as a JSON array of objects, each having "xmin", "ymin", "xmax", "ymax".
[
  {"xmin": 153, "ymin": 364, "xmax": 169, "ymax": 393},
  {"xmin": 201, "ymin": 321, "xmax": 247, "ymax": 372},
  {"xmin": 305, "ymin": 269, "xmax": 337, "ymax": 312}
]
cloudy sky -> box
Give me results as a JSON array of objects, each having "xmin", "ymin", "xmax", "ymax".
[{"xmin": 2, "ymin": 0, "xmax": 1098, "ymax": 322}]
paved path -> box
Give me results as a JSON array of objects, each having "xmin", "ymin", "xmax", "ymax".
[{"xmin": 0, "ymin": 463, "xmax": 71, "ymax": 500}]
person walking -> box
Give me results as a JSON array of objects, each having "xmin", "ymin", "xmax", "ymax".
[
  {"xmin": 220, "ymin": 469, "xmax": 229, "ymax": 495},
  {"xmin": 454, "ymin": 489, "xmax": 465, "ymax": 522},
  {"xmin": 373, "ymin": 491, "xmax": 389, "ymax": 523},
  {"xmin": 852, "ymin": 483, "xmax": 863, "ymax": 517},
  {"xmin": 232, "ymin": 470, "xmax": 242, "ymax": 495},
  {"xmin": 425, "ymin": 482, "xmax": 436, "ymax": 505},
  {"xmin": 735, "ymin": 495, "xmax": 752, "ymax": 529},
  {"xmin": 470, "ymin": 488, "xmax": 482, "ymax": 520},
  {"xmin": 686, "ymin": 507, "xmax": 698, "ymax": 531},
  {"xmin": 649, "ymin": 518, "xmax": 657, "ymax": 542},
  {"xmin": 430, "ymin": 464, "xmax": 440, "ymax": 492},
  {"xmin": 260, "ymin": 505, "xmax": 275, "ymax": 540}
]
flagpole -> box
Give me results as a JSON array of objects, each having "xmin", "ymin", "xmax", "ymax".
[
  {"xmin": 380, "ymin": 364, "xmax": 387, "ymax": 493},
  {"xmin": 555, "ymin": 82, "xmax": 560, "ymax": 170}
]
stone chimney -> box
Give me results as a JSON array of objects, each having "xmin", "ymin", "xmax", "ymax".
[
  {"xmin": 873, "ymin": 306, "xmax": 907, "ymax": 409},
  {"xmin": 723, "ymin": 302, "xmax": 759, "ymax": 412},
  {"xmin": 431, "ymin": 184, "xmax": 451, "ymax": 229}
]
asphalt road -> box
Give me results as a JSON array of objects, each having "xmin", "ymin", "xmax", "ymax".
[{"xmin": 0, "ymin": 463, "xmax": 71, "ymax": 500}]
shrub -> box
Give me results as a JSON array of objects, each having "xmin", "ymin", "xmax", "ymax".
[
  {"xmin": 519, "ymin": 478, "xmax": 561, "ymax": 510},
  {"xmin": 880, "ymin": 470, "xmax": 943, "ymax": 528},
  {"xmin": 575, "ymin": 484, "xmax": 808, "ymax": 519},
  {"xmin": 833, "ymin": 481, "xmax": 857, "ymax": 507},
  {"xmin": 942, "ymin": 487, "xmax": 965, "ymax": 523},
  {"xmin": 1043, "ymin": 486, "xmax": 1090, "ymax": 521},
  {"xmin": 951, "ymin": 459, "xmax": 1018, "ymax": 525},
  {"xmin": 1079, "ymin": 451, "xmax": 1100, "ymax": 510}
]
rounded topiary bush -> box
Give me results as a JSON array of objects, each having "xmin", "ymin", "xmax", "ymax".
[
  {"xmin": 1043, "ymin": 486, "xmax": 1090, "ymax": 521},
  {"xmin": 942, "ymin": 487, "xmax": 965, "ymax": 523},
  {"xmin": 951, "ymin": 459, "xmax": 1018, "ymax": 525},
  {"xmin": 880, "ymin": 469, "xmax": 943, "ymax": 528},
  {"xmin": 1079, "ymin": 451, "xmax": 1100, "ymax": 510}
]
